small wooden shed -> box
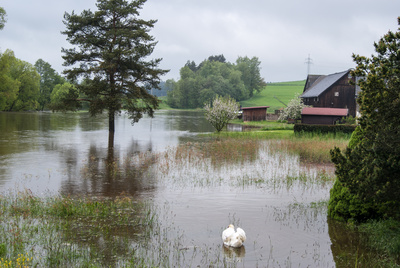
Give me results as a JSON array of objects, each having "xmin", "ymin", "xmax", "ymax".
[
  {"xmin": 301, "ymin": 107, "xmax": 348, "ymax": 125},
  {"xmin": 241, "ymin": 106, "xmax": 269, "ymax": 122}
]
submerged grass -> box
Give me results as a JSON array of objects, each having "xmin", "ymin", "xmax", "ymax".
[
  {"xmin": 194, "ymin": 138, "xmax": 260, "ymax": 164},
  {"xmin": 230, "ymin": 119, "xmax": 295, "ymax": 131},
  {"xmin": 207, "ymin": 130, "xmax": 350, "ymax": 163},
  {"xmin": 0, "ymin": 190, "xmax": 156, "ymax": 267},
  {"xmin": 271, "ymin": 137, "xmax": 349, "ymax": 163},
  {"xmin": 212, "ymin": 129, "xmax": 295, "ymax": 139},
  {"xmin": 158, "ymin": 137, "xmax": 337, "ymax": 191},
  {"xmin": 0, "ymin": 190, "xmax": 249, "ymax": 267}
]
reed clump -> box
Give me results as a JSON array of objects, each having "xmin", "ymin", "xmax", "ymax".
[
  {"xmin": 270, "ymin": 134, "xmax": 349, "ymax": 163},
  {"xmin": 207, "ymin": 129, "xmax": 350, "ymax": 163},
  {"xmin": 197, "ymin": 138, "xmax": 259, "ymax": 165},
  {"xmin": 167, "ymin": 138, "xmax": 260, "ymax": 167}
]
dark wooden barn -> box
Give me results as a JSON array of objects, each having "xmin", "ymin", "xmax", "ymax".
[
  {"xmin": 301, "ymin": 107, "xmax": 348, "ymax": 125},
  {"xmin": 301, "ymin": 70, "xmax": 357, "ymax": 117},
  {"xmin": 241, "ymin": 106, "xmax": 269, "ymax": 121}
]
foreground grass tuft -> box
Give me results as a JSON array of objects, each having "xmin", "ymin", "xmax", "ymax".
[{"xmin": 359, "ymin": 220, "xmax": 400, "ymax": 261}]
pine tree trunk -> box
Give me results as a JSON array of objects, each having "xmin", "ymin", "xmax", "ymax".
[{"xmin": 108, "ymin": 110, "xmax": 115, "ymax": 148}]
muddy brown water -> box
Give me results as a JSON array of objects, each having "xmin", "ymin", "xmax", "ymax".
[{"xmin": 0, "ymin": 111, "xmax": 387, "ymax": 267}]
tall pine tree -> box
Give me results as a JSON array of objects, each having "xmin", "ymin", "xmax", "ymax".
[{"xmin": 62, "ymin": 0, "xmax": 168, "ymax": 145}]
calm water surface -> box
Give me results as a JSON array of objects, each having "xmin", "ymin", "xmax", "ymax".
[
  {"xmin": 0, "ymin": 110, "xmax": 212, "ymax": 195},
  {"xmin": 0, "ymin": 111, "xmax": 378, "ymax": 267}
]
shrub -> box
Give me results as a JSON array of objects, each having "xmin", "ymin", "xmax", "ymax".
[
  {"xmin": 278, "ymin": 93, "xmax": 308, "ymax": 121},
  {"xmin": 204, "ymin": 95, "xmax": 240, "ymax": 132},
  {"xmin": 294, "ymin": 124, "xmax": 357, "ymax": 135},
  {"xmin": 330, "ymin": 138, "xmax": 400, "ymax": 222},
  {"xmin": 328, "ymin": 179, "xmax": 379, "ymax": 222}
]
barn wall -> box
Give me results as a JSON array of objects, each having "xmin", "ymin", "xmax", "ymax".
[
  {"xmin": 243, "ymin": 109, "xmax": 267, "ymax": 121},
  {"xmin": 303, "ymin": 74, "xmax": 357, "ymax": 117}
]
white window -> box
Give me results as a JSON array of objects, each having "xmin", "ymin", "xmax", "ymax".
[{"xmin": 334, "ymin": 92, "xmax": 339, "ymax": 97}]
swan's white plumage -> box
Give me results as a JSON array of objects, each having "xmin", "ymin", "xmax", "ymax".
[
  {"xmin": 222, "ymin": 224, "xmax": 235, "ymax": 243},
  {"xmin": 222, "ymin": 224, "xmax": 246, "ymax": 248},
  {"xmin": 236, "ymin": 227, "xmax": 246, "ymax": 241}
]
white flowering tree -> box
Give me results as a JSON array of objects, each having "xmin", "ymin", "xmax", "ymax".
[
  {"xmin": 278, "ymin": 93, "xmax": 308, "ymax": 121},
  {"xmin": 204, "ymin": 95, "xmax": 240, "ymax": 132}
]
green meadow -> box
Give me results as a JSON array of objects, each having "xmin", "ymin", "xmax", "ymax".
[{"xmin": 239, "ymin": 80, "xmax": 306, "ymax": 112}]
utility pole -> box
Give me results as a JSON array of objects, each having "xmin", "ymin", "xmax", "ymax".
[{"xmin": 305, "ymin": 54, "xmax": 313, "ymax": 75}]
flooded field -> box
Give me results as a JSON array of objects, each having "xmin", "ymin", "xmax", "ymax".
[
  {"xmin": 0, "ymin": 111, "xmax": 395, "ymax": 267},
  {"xmin": 137, "ymin": 140, "xmax": 337, "ymax": 267}
]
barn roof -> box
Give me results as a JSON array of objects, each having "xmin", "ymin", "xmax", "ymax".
[
  {"xmin": 304, "ymin": 74, "xmax": 325, "ymax": 90},
  {"xmin": 241, "ymin": 106, "xmax": 270, "ymax": 110},
  {"xmin": 301, "ymin": 70, "xmax": 350, "ymax": 98},
  {"xmin": 301, "ymin": 107, "xmax": 348, "ymax": 116}
]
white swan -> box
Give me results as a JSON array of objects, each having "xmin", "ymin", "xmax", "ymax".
[{"xmin": 222, "ymin": 224, "xmax": 246, "ymax": 248}]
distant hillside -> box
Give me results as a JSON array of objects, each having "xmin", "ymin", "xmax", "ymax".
[{"xmin": 239, "ymin": 80, "xmax": 306, "ymax": 112}]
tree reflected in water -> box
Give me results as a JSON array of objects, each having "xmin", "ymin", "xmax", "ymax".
[{"xmin": 61, "ymin": 140, "xmax": 157, "ymax": 197}]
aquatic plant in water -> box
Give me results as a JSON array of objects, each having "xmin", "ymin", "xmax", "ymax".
[{"xmin": 0, "ymin": 191, "xmax": 156, "ymax": 267}]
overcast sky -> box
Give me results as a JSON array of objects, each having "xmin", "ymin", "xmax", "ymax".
[{"xmin": 1, "ymin": 0, "xmax": 400, "ymax": 82}]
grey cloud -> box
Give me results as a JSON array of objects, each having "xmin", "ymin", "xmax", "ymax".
[{"xmin": 1, "ymin": 0, "xmax": 399, "ymax": 82}]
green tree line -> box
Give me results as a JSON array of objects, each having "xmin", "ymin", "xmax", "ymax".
[
  {"xmin": 0, "ymin": 49, "xmax": 73, "ymax": 112},
  {"xmin": 166, "ymin": 55, "xmax": 266, "ymax": 109}
]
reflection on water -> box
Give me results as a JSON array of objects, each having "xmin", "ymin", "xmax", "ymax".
[
  {"xmin": 0, "ymin": 111, "xmax": 395, "ymax": 267},
  {"xmin": 223, "ymin": 245, "xmax": 246, "ymax": 263},
  {"xmin": 0, "ymin": 110, "xmax": 213, "ymax": 195},
  {"xmin": 227, "ymin": 123, "xmax": 259, "ymax": 132}
]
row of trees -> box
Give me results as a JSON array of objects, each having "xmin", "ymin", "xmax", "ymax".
[
  {"xmin": 0, "ymin": 6, "xmax": 75, "ymax": 112},
  {"xmin": 0, "ymin": 49, "xmax": 71, "ymax": 112},
  {"xmin": 166, "ymin": 55, "xmax": 266, "ymax": 109}
]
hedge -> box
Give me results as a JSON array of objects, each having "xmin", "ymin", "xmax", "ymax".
[{"xmin": 294, "ymin": 124, "xmax": 357, "ymax": 134}]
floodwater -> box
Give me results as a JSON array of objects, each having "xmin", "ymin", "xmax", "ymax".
[
  {"xmin": 0, "ymin": 110, "xmax": 212, "ymax": 195},
  {"xmin": 0, "ymin": 111, "xmax": 386, "ymax": 267}
]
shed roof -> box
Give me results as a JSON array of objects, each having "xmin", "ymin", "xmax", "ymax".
[
  {"xmin": 301, "ymin": 107, "xmax": 348, "ymax": 116},
  {"xmin": 241, "ymin": 106, "xmax": 270, "ymax": 110},
  {"xmin": 301, "ymin": 70, "xmax": 350, "ymax": 98}
]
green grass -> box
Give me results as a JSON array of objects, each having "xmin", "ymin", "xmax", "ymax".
[
  {"xmin": 230, "ymin": 119, "xmax": 294, "ymax": 130},
  {"xmin": 240, "ymin": 80, "xmax": 306, "ymax": 112},
  {"xmin": 359, "ymin": 220, "xmax": 400, "ymax": 259}
]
